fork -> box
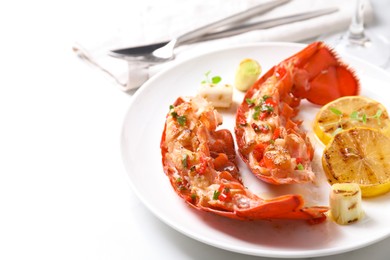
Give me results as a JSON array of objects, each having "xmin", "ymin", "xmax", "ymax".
[{"xmin": 108, "ymin": 0, "xmax": 290, "ymax": 63}]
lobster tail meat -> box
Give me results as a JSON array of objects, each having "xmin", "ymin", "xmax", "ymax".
[
  {"xmin": 235, "ymin": 42, "xmax": 359, "ymax": 185},
  {"xmin": 161, "ymin": 96, "xmax": 327, "ymax": 223}
]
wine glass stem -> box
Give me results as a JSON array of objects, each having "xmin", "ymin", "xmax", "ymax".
[{"xmin": 348, "ymin": 0, "xmax": 367, "ymax": 43}]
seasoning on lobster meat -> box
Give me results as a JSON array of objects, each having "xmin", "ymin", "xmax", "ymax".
[
  {"xmin": 161, "ymin": 96, "xmax": 328, "ymax": 223},
  {"xmin": 235, "ymin": 42, "xmax": 359, "ymax": 185}
]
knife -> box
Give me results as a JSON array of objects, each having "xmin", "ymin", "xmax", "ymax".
[
  {"xmin": 111, "ymin": 7, "xmax": 338, "ymax": 57},
  {"xmin": 196, "ymin": 7, "xmax": 339, "ymax": 42},
  {"xmin": 110, "ymin": 0, "xmax": 291, "ymax": 58}
]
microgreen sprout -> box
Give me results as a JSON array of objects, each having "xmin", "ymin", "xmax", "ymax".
[
  {"xmin": 329, "ymin": 107, "xmax": 344, "ymax": 135},
  {"xmin": 201, "ymin": 70, "xmax": 222, "ymax": 85},
  {"xmin": 350, "ymin": 109, "xmax": 382, "ymax": 125},
  {"xmin": 332, "ymin": 127, "xmax": 343, "ymax": 136},
  {"xmin": 330, "ymin": 107, "xmax": 342, "ymax": 116},
  {"xmin": 328, "ymin": 106, "xmax": 383, "ymax": 136}
]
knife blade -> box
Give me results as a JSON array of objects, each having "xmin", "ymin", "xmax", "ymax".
[
  {"xmin": 111, "ymin": 7, "xmax": 338, "ymax": 57},
  {"xmin": 195, "ymin": 7, "xmax": 339, "ymax": 42},
  {"xmin": 110, "ymin": 0, "xmax": 291, "ymax": 57}
]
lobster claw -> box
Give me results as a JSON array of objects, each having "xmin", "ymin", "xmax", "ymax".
[{"xmin": 288, "ymin": 42, "xmax": 360, "ymax": 105}]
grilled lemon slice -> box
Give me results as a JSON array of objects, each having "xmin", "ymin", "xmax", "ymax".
[
  {"xmin": 314, "ymin": 96, "xmax": 390, "ymax": 145},
  {"xmin": 322, "ymin": 127, "xmax": 390, "ymax": 197}
]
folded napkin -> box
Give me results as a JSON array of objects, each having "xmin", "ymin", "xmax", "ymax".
[{"xmin": 74, "ymin": 0, "xmax": 373, "ymax": 93}]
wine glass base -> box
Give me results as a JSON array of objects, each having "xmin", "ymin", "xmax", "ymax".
[{"xmin": 320, "ymin": 30, "xmax": 390, "ymax": 69}]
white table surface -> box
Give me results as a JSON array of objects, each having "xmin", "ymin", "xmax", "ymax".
[{"xmin": 1, "ymin": 1, "xmax": 390, "ymax": 259}]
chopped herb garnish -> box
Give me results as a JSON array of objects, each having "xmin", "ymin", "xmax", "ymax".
[
  {"xmin": 213, "ymin": 190, "xmax": 221, "ymax": 200},
  {"xmin": 176, "ymin": 177, "xmax": 183, "ymax": 183},
  {"xmin": 246, "ymin": 98, "xmax": 256, "ymax": 106},
  {"xmin": 170, "ymin": 109, "xmax": 187, "ymax": 126},
  {"xmin": 182, "ymin": 154, "xmax": 188, "ymax": 168},
  {"xmin": 297, "ymin": 163, "xmax": 304, "ymax": 170},
  {"xmin": 177, "ymin": 115, "xmax": 187, "ymax": 126},
  {"xmin": 169, "ymin": 105, "xmax": 174, "ymax": 110},
  {"xmin": 262, "ymin": 95, "xmax": 271, "ymax": 101},
  {"xmin": 262, "ymin": 104, "xmax": 274, "ymax": 113},
  {"xmin": 191, "ymin": 194, "xmax": 197, "ymax": 202},
  {"xmin": 252, "ymin": 105, "xmax": 261, "ymax": 120}
]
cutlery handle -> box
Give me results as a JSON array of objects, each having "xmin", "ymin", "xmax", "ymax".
[{"xmin": 176, "ymin": 0, "xmax": 290, "ymax": 45}]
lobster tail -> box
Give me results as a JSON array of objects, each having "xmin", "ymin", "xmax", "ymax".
[
  {"xmin": 161, "ymin": 96, "xmax": 327, "ymax": 224},
  {"xmin": 235, "ymin": 42, "xmax": 360, "ymax": 185}
]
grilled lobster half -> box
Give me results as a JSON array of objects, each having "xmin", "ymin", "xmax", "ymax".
[
  {"xmin": 161, "ymin": 96, "xmax": 328, "ymax": 223},
  {"xmin": 235, "ymin": 42, "xmax": 359, "ymax": 185}
]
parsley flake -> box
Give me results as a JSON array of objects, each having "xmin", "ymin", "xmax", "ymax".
[
  {"xmin": 252, "ymin": 106, "xmax": 261, "ymax": 120},
  {"xmin": 177, "ymin": 115, "xmax": 187, "ymax": 126},
  {"xmin": 213, "ymin": 190, "xmax": 221, "ymax": 200},
  {"xmin": 297, "ymin": 163, "xmax": 304, "ymax": 170},
  {"xmin": 182, "ymin": 154, "xmax": 188, "ymax": 168},
  {"xmin": 246, "ymin": 98, "xmax": 256, "ymax": 106}
]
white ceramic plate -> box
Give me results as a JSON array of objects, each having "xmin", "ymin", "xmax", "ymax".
[{"xmin": 121, "ymin": 42, "xmax": 390, "ymax": 258}]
